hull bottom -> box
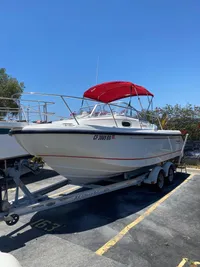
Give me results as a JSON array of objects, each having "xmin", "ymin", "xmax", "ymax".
[
  {"xmin": 42, "ymin": 150, "xmax": 181, "ymax": 185},
  {"xmin": 12, "ymin": 129, "xmax": 183, "ymax": 185}
]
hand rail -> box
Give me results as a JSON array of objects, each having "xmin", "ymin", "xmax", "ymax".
[{"xmin": 8, "ymin": 91, "xmax": 160, "ymax": 129}]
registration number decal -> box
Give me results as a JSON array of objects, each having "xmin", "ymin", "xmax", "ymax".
[{"xmin": 93, "ymin": 134, "xmax": 115, "ymax": 140}]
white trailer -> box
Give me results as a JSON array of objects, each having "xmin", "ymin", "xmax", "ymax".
[{"xmin": 0, "ymin": 160, "xmax": 179, "ymax": 226}]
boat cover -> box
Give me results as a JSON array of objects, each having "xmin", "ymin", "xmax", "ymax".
[{"xmin": 83, "ymin": 81, "xmax": 154, "ymax": 103}]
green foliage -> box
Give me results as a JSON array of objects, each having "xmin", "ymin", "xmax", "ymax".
[
  {"xmin": 31, "ymin": 156, "xmax": 45, "ymax": 165},
  {"xmin": 0, "ymin": 68, "xmax": 25, "ymax": 118},
  {"xmin": 152, "ymin": 104, "xmax": 200, "ymax": 140}
]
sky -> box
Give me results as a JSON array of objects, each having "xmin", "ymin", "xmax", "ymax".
[{"xmin": 0, "ymin": 0, "xmax": 200, "ymax": 112}]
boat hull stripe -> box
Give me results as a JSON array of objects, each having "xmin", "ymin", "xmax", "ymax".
[
  {"xmin": 39, "ymin": 149, "xmax": 182, "ymax": 161},
  {"xmin": 10, "ymin": 129, "xmax": 182, "ymax": 137}
]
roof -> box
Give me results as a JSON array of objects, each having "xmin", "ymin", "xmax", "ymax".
[{"xmin": 83, "ymin": 81, "xmax": 154, "ymax": 103}]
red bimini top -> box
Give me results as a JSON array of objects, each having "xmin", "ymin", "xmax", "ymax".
[{"xmin": 83, "ymin": 81, "xmax": 154, "ymax": 103}]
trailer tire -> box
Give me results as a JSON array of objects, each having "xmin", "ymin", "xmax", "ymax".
[
  {"xmin": 153, "ymin": 170, "xmax": 165, "ymax": 192},
  {"xmin": 165, "ymin": 166, "xmax": 175, "ymax": 185},
  {"xmin": 5, "ymin": 214, "xmax": 19, "ymax": 226}
]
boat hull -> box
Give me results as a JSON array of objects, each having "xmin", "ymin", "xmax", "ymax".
[
  {"xmin": 0, "ymin": 127, "xmax": 29, "ymax": 161},
  {"xmin": 12, "ymin": 128, "xmax": 183, "ymax": 184}
]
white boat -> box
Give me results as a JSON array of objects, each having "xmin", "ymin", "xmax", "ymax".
[
  {"xmin": 10, "ymin": 81, "xmax": 184, "ymax": 185},
  {"xmin": 0, "ymin": 97, "xmax": 54, "ymax": 163},
  {"xmin": 0, "ymin": 120, "xmax": 29, "ymax": 161},
  {"xmin": 0, "ymin": 98, "xmax": 30, "ymax": 162}
]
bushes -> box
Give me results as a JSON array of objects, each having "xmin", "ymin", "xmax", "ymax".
[
  {"xmin": 145, "ymin": 104, "xmax": 200, "ymax": 141},
  {"xmin": 31, "ymin": 156, "xmax": 45, "ymax": 165}
]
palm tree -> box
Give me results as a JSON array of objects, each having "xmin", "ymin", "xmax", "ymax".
[{"xmin": 160, "ymin": 112, "xmax": 168, "ymax": 129}]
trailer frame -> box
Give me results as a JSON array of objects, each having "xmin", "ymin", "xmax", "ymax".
[{"xmin": 0, "ymin": 160, "xmax": 178, "ymax": 226}]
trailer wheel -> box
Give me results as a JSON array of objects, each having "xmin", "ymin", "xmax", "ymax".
[
  {"xmin": 153, "ymin": 170, "xmax": 165, "ymax": 192},
  {"xmin": 165, "ymin": 166, "xmax": 175, "ymax": 185},
  {"xmin": 5, "ymin": 214, "xmax": 19, "ymax": 226}
]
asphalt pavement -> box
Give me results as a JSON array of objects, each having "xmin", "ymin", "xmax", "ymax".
[{"xmin": 0, "ymin": 167, "xmax": 199, "ymax": 267}]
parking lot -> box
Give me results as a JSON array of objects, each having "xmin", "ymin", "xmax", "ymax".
[{"xmin": 0, "ymin": 167, "xmax": 200, "ymax": 267}]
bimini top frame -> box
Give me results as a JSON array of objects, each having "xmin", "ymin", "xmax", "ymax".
[{"xmin": 13, "ymin": 86, "xmax": 161, "ymax": 129}]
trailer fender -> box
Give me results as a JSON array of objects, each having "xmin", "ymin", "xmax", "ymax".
[
  {"xmin": 143, "ymin": 166, "xmax": 164, "ymax": 185},
  {"xmin": 162, "ymin": 162, "xmax": 176, "ymax": 177}
]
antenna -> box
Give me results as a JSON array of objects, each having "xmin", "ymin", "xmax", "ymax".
[{"xmin": 96, "ymin": 56, "xmax": 99, "ymax": 84}]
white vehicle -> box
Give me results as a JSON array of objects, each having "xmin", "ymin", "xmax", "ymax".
[
  {"xmin": 0, "ymin": 252, "xmax": 22, "ymax": 267},
  {"xmin": 0, "ymin": 97, "xmax": 54, "ymax": 162},
  {"xmin": 0, "ymin": 120, "xmax": 29, "ymax": 161},
  {"xmin": 11, "ymin": 81, "xmax": 183, "ymax": 185},
  {"xmin": 0, "ymin": 97, "xmax": 55, "ymax": 191},
  {"xmin": 0, "ymin": 98, "xmax": 30, "ymax": 162},
  {"xmin": 0, "ymin": 81, "xmax": 188, "ymax": 226}
]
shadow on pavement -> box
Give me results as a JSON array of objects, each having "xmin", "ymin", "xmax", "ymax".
[
  {"xmin": 7, "ymin": 167, "xmax": 59, "ymax": 189},
  {"xmin": 0, "ymin": 172, "xmax": 190, "ymax": 253}
]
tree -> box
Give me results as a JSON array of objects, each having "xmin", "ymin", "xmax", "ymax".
[
  {"xmin": 0, "ymin": 68, "xmax": 25, "ymax": 118},
  {"xmin": 150, "ymin": 104, "xmax": 200, "ymax": 140}
]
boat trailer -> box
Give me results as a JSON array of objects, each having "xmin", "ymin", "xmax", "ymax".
[{"xmin": 0, "ymin": 160, "xmax": 178, "ymax": 226}]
